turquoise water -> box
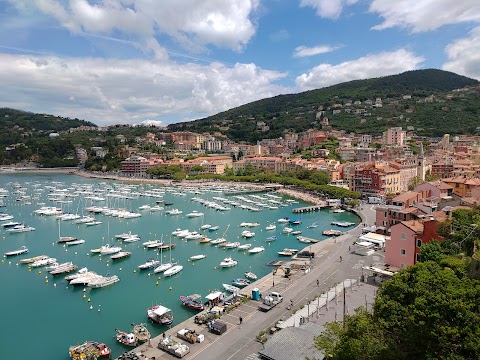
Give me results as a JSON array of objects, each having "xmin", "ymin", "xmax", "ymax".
[{"xmin": 0, "ymin": 173, "xmax": 360, "ymax": 359}]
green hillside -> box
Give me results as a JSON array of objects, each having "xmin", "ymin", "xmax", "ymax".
[{"xmin": 168, "ymin": 69, "xmax": 480, "ymax": 142}]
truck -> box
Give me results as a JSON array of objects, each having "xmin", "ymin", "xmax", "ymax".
[{"xmin": 258, "ymin": 292, "xmax": 283, "ymax": 312}]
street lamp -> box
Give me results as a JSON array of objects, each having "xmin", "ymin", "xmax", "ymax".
[{"xmin": 272, "ymin": 269, "xmax": 275, "ymax": 287}]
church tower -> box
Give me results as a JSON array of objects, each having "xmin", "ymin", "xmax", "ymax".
[{"xmin": 417, "ymin": 142, "xmax": 426, "ymax": 181}]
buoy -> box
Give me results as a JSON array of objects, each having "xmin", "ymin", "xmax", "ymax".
[
  {"xmin": 119, "ymin": 268, "xmax": 122, "ymax": 271},
  {"xmin": 214, "ymin": 266, "xmax": 217, "ymax": 270},
  {"xmin": 99, "ymin": 258, "xmax": 102, "ymax": 262},
  {"xmin": 45, "ymin": 275, "xmax": 48, "ymax": 279},
  {"xmin": 192, "ymin": 263, "xmax": 195, "ymax": 266},
  {"xmin": 169, "ymin": 287, "xmax": 172, "ymax": 291},
  {"xmin": 164, "ymin": 255, "xmax": 166, "ymax": 258},
  {"xmin": 83, "ymin": 294, "xmax": 86, "ymax": 299},
  {"xmin": 38, "ymin": 271, "xmax": 42, "ymax": 274},
  {"xmin": 16, "ymin": 263, "xmax": 19, "ymax": 266},
  {"xmin": 133, "ymin": 269, "xmax": 136, "ymax": 273},
  {"xmin": 158, "ymin": 276, "xmax": 161, "ymax": 280},
  {"xmin": 54, "ymin": 283, "xmax": 56, "ymax": 287},
  {"xmin": 75, "ymin": 252, "xmax": 77, "ymax": 255},
  {"xmin": 87, "ymin": 298, "xmax": 91, "ymax": 302},
  {"xmin": 45, "ymin": 279, "xmax": 48, "ymax": 284},
  {"xmin": 187, "ymin": 259, "xmax": 190, "ymax": 262},
  {"xmin": 148, "ymin": 273, "xmax": 151, "ymax": 277},
  {"xmin": 1, "ymin": 259, "xmax": 4, "ymax": 263},
  {"xmin": 90, "ymin": 305, "xmax": 93, "ymax": 310},
  {"xmin": 155, "ymin": 281, "xmax": 159, "ymax": 285},
  {"xmin": 83, "ymin": 288, "xmax": 86, "ymax": 292}
]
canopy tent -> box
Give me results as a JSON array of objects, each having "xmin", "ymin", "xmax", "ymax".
[
  {"xmin": 358, "ymin": 232, "xmax": 387, "ymax": 248},
  {"xmin": 205, "ymin": 291, "xmax": 224, "ymax": 301},
  {"xmin": 153, "ymin": 305, "xmax": 171, "ymax": 316}
]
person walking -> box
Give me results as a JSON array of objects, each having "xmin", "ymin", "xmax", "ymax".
[
  {"xmin": 339, "ymin": 256, "xmax": 343, "ymax": 262},
  {"xmin": 239, "ymin": 316, "xmax": 243, "ymax": 325},
  {"xmin": 316, "ymin": 279, "xmax": 319, "ymax": 287}
]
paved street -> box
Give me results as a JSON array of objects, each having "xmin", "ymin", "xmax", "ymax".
[{"xmin": 124, "ymin": 203, "xmax": 382, "ymax": 360}]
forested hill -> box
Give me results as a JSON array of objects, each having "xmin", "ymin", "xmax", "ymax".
[
  {"xmin": 0, "ymin": 108, "xmax": 96, "ymax": 132},
  {"xmin": 168, "ymin": 69, "xmax": 480, "ymax": 142}
]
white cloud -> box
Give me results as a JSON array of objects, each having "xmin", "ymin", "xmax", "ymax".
[
  {"xmin": 299, "ymin": 0, "xmax": 358, "ymax": 19},
  {"xmin": 443, "ymin": 26, "xmax": 480, "ymax": 80},
  {"xmin": 293, "ymin": 45, "xmax": 340, "ymax": 58},
  {"xmin": 0, "ymin": 54, "xmax": 288, "ymax": 125},
  {"xmin": 140, "ymin": 120, "xmax": 164, "ymax": 127},
  {"xmin": 295, "ymin": 49, "xmax": 424, "ymax": 90},
  {"xmin": 370, "ymin": 0, "xmax": 480, "ymax": 32},
  {"xmin": 8, "ymin": 0, "xmax": 259, "ymax": 52}
]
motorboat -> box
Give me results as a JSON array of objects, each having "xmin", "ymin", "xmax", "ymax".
[
  {"xmin": 237, "ymin": 243, "xmax": 252, "ymax": 250},
  {"xmin": 69, "ymin": 272, "xmax": 101, "ymax": 287},
  {"xmin": 100, "ymin": 246, "xmax": 122, "ymax": 255},
  {"xmin": 85, "ymin": 221, "xmax": 102, "ymax": 226},
  {"xmin": 190, "ymin": 254, "xmax": 206, "ymax": 261},
  {"xmin": 132, "ymin": 323, "xmax": 150, "ymax": 343},
  {"xmin": 297, "ymin": 236, "xmax": 313, "ymax": 243},
  {"xmin": 153, "ymin": 262, "xmax": 174, "ymax": 273},
  {"xmin": 265, "ymin": 224, "xmax": 276, "ymax": 231},
  {"xmin": 147, "ymin": 305, "xmax": 173, "ymax": 325},
  {"xmin": 307, "ymin": 222, "xmax": 318, "ymax": 228},
  {"xmin": 241, "ymin": 230, "xmax": 255, "ymax": 238},
  {"xmin": 64, "ymin": 267, "xmax": 89, "ymax": 281},
  {"xmin": 0, "ymin": 214, "xmax": 14, "ymax": 221},
  {"xmin": 186, "ymin": 210, "xmax": 204, "ymax": 218},
  {"xmin": 224, "ymin": 242, "xmax": 240, "ymax": 249},
  {"xmin": 208, "ymin": 226, "xmax": 220, "ymax": 231},
  {"xmin": 138, "ymin": 204, "xmax": 151, "ymax": 210},
  {"xmin": 57, "ymin": 236, "xmax": 78, "ymax": 244},
  {"xmin": 69, "ymin": 341, "xmax": 111, "ymax": 359},
  {"xmin": 50, "ymin": 263, "xmax": 77, "ymax": 276},
  {"xmin": 149, "ymin": 205, "xmax": 164, "ymax": 212},
  {"xmin": 65, "ymin": 239, "xmax": 86, "ymax": 246},
  {"xmin": 185, "ymin": 232, "xmax": 203, "ymax": 240},
  {"xmin": 172, "ymin": 228, "xmax": 188, "ymax": 236},
  {"xmin": 223, "ymin": 283, "xmax": 240, "ymax": 293},
  {"xmin": 289, "ymin": 219, "xmax": 302, "ymax": 225},
  {"xmin": 142, "ymin": 240, "xmax": 163, "ymax": 248},
  {"xmin": 265, "ymin": 236, "xmax": 277, "ymax": 242},
  {"xmin": 291, "ymin": 230, "xmax": 302, "ymax": 235},
  {"xmin": 200, "ymin": 224, "xmax": 212, "ymax": 230},
  {"xmin": 88, "ymin": 275, "xmax": 120, "ymax": 288},
  {"xmin": 278, "ymin": 248, "xmax": 299, "ymax": 256},
  {"xmin": 123, "ymin": 235, "xmax": 140, "ymax": 243},
  {"xmin": 4, "ymin": 246, "xmax": 29, "ymax": 257},
  {"xmin": 245, "ymin": 271, "xmax": 257, "ymax": 280},
  {"xmin": 115, "ymin": 231, "xmax": 138, "ymax": 240},
  {"xmin": 158, "ymin": 243, "xmax": 176, "ymax": 250},
  {"xmin": 31, "ymin": 257, "xmax": 57, "ymax": 268},
  {"xmin": 115, "ymin": 329, "xmax": 138, "ymax": 347},
  {"xmin": 74, "ymin": 216, "xmax": 96, "ymax": 224},
  {"xmin": 248, "ymin": 246, "xmax": 265, "ymax": 254},
  {"xmin": 45, "ymin": 261, "xmax": 72, "ymax": 272},
  {"xmin": 277, "ymin": 217, "xmax": 290, "ymax": 223},
  {"xmin": 232, "ymin": 278, "xmax": 250, "ymax": 288},
  {"xmin": 90, "ymin": 244, "xmax": 111, "ymax": 254},
  {"xmin": 138, "ymin": 258, "xmax": 161, "ymax": 270},
  {"xmin": 1, "ymin": 221, "xmax": 21, "ymax": 228},
  {"xmin": 283, "ymin": 227, "xmax": 293, "ymax": 234},
  {"xmin": 332, "ymin": 208, "xmax": 346, "ymax": 213},
  {"xmin": 6, "ymin": 224, "xmax": 35, "ymax": 233},
  {"xmin": 331, "ymin": 221, "xmax": 355, "ymax": 227},
  {"xmin": 239, "ymin": 222, "xmax": 260, "ymax": 227},
  {"xmin": 20, "ymin": 255, "xmax": 47, "ymax": 264},
  {"xmin": 165, "ymin": 208, "xmax": 182, "ymax": 215},
  {"xmin": 323, "ymin": 229, "xmax": 343, "ymax": 236},
  {"xmin": 199, "ymin": 237, "xmax": 211, "ymax": 243},
  {"xmin": 210, "ymin": 238, "xmax": 227, "ymax": 245},
  {"xmin": 164, "ymin": 265, "xmax": 183, "ymax": 277},
  {"xmin": 219, "ymin": 257, "xmax": 237, "ymax": 268},
  {"xmin": 176, "ymin": 230, "xmax": 192, "ymax": 238},
  {"xmin": 180, "ymin": 294, "xmax": 204, "ymax": 311},
  {"xmin": 110, "ymin": 251, "xmax": 131, "ymax": 260}
]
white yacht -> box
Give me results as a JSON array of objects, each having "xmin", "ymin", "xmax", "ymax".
[
  {"xmin": 237, "ymin": 243, "xmax": 252, "ymax": 250},
  {"xmin": 186, "ymin": 210, "xmax": 203, "ymax": 218},
  {"xmin": 6, "ymin": 224, "xmax": 35, "ymax": 233},
  {"xmin": 224, "ymin": 242, "xmax": 240, "ymax": 249},
  {"xmin": 185, "ymin": 232, "xmax": 202, "ymax": 240},
  {"xmin": 100, "ymin": 246, "xmax": 122, "ymax": 255},
  {"xmin": 248, "ymin": 246, "xmax": 265, "ymax": 254},
  {"xmin": 88, "ymin": 275, "xmax": 120, "ymax": 288},
  {"xmin": 153, "ymin": 262, "xmax": 174, "ymax": 273},
  {"xmin": 163, "ymin": 265, "xmax": 183, "ymax": 277},
  {"xmin": 241, "ymin": 230, "xmax": 255, "ymax": 238},
  {"xmin": 219, "ymin": 257, "xmax": 238, "ymax": 268},
  {"xmin": 138, "ymin": 258, "xmax": 161, "ymax": 270},
  {"xmin": 165, "ymin": 209, "xmax": 182, "ymax": 215},
  {"xmin": 265, "ymin": 224, "xmax": 276, "ymax": 230},
  {"xmin": 142, "ymin": 240, "xmax": 163, "ymax": 248},
  {"xmin": 283, "ymin": 227, "xmax": 293, "ymax": 234}
]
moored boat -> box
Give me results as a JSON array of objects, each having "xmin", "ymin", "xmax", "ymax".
[
  {"xmin": 265, "ymin": 235, "xmax": 277, "ymax": 242},
  {"xmin": 115, "ymin": 329, "xmax": 138, "ymax": 347},
  {"xmin": 4, "ymin": 246, "xmax": 28, "ymax": 257},
  {"xmin": 237, "ymin": 243, "xmax": 252, "ymax": 250},
  {"xmin": 190, "ymin": 254, "xmax": 206, "ymax": 261},
  {"xmin": 222, "ymin": 283, "xmax": 240, "ymax": 293},
  {"xmin": 133, "ymin": 323, "xmax": 150, "ymax": 342},
  {"xmin": 20, "ymin": 254, "xmax": 47, "ymax": 264},
  {"xmin": 147, "ymin": 305, "xmax": 174, "ymax": 325},
  {"xmin": 138, "ymin": 258, "xmax": 161, "ymax": 270},
  {"xmin": 69, "ymin": 341, "xmax": 111, "ymax": 359},
  {"xmin": 232, "ymin": 278, "xmax": 250, "ymax": 288},
  {"xmin": 163, "ymin": 264, "xmax": 183, "ymax": 277},
  {"xmin": 110, "ymin": 251, "xmax": 131, "ymax": 260},
  {"xmin": 219, "ymin": 257, "xmax": 237, "ymax": 268},
  {"xmin": 180, "ymin": 294, "xmax": 204, "ymax": 311},
  {"xmin": 88, "ymin": 275, "xmax": 120, "ymax": 288},
  {"xmin": 248, "ymin": 246, "xmax": 265, "ymax": 254},
  {"xmin": 245, "ymin": 271, "xmax": 257, "ymax": 280}
]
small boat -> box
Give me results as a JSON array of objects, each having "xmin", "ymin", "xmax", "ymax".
[
  {"xmin": 199, "ymin": 237, "xmax": 211, "ymax": 243},
  {"xmin": 1, "ymin": 221, "xmax": 21, "ymax": 228},
  {"xmin": 323, "ymin": 229, "xmax": 343, "ymax": 236},
  {"xmin": 69, "ymin": 341, "xmax": 111, "ymax": 359},
  {"xmin": 232, "ymin": 278, "xmax": 250, "ymax": 288},
  {"xmin": 291, "ymin": 230, "xmax": 302, "ymax": 235},
  {"xmin": 163, "ymin": 264, "xmax": 183, "ymax": 277},
  {"xmin": 100, "ymin": 246, "xmax": 122, "ymax": 255},
  {"xmin": 283, "ymin": 227, "xmax": 293, "ymax": 234},
  {"xmin": 172, "ymin": 228, "xmax": 188, "ymax": 236},
  {"xmin": 307, "ymin": 222, "xmax": 318, "ymax": 228},
  {"xmin": 219, "ymin": 257, "xmax": 238, "ymax": 268},
  {"xmin": 115, "ymin": 329, "xmax": 138, "ymax": 347},
  {"xmin": 133, "ymin": 323, "xmax": 150, "ymax": 342},
  {"xmin": 149, "ymin": 205, "xmax": 164, "ymax": 212},
  {"xmin": 180, "ymin": 294, "xmax": 204, "ymax": 311},
  {"xmin": 210, "ymin": 238, "xmax": 226, "ymax": 245},
  {"xmin": 85, "ymin": 221, "xmax": 102, "ymax": 226},
  {"xmin": 138, "ymin": 258, "xmax": 161, "ymax": 270},
  {"xmin": 88, "ymin": 275, "xmax": 120, "ymax": 288},
  {"xmin": 74, "ymin": 216, "xmax": 96, "ymax": 224},
  {"xmin": 245, "ymin": 271, "xmax": 257, "ymax": 281},
  {"xmin": 65, "ymin": 239, "xmax": 86, "ymax": 246},
  {"xmin": 138, "ymin": 204, "xmax": 151, "ymax": 210},
  {"xmin": 241, "ymin": 230, "xmax": 255, "ymax": 238},
  {"xmin": 248, "ymin": 246, "xmax": 265, "ymax": 254},
  {"xmin": 224, "ymin": 242, "xmax": 240, "ymax": 249},
  {"xmin": 143, "ymin": 240, "xmax": 163, "ymax": 248},
  {"xmin": 123, "ymin": 235, "xmax": 140, "ymax": 243},
  {"xmin": 265, "ymin": 236, "xmax": 277, "ymax": 242},
  {"xmin": 208, "ymin": 226, "xmax": 219, "ymax": 231},
  {"xmin": 223, "ymin": 283, "xmax": 240, "ymax": 293},
  {"xmin": 147, "ymin": 305, "xmax": 173, "ymax": 325},
  {"xmin": 332, "ymin": 208, "xmax": 346, "ymax": 213},
  {"xmin": 237, "ymin": 243, "xmax": 252, "ymax": 250},
  {"xmin": 200, "ymin": 224, "xmax": 212, "ymax": 230},
  {"xmin": 185, "ymin": 232, "xmax": 203, "ymax": 240},
  {"xmin": 165, "ymin": 208, "xmax": 182, "ymax": 215},
  {"xmin": 190, "ymin": 254, "xmax": 206, "ymax": 261},
  {"xmin": 6, "ymin": 224, "xmax": 35, "ymax": 233},
  {"xmin": 20, "ymin": 255, "xmax": 47, "ymax": 264},
  {"xmin": 277, "ymin": 217, "xmax": 290, "ymax": 223},
  {"xmin": 4, "ymin": 246, "xmax": 28, "ymax": 257},
  {"xmin": 265, "ymin": 224, "xmax": 276, "ymax": 231},
  {"xmin": 110, "ymin": 251, "xmax": 131, "ymax": 260},
  {"xmin": 186, "ymin": 210, "xmax": 204, "ymax": 218},
  {"xmin": 331, "ymin": 221, "xmax": 355, "ymax": 227},
  {"xmin": 278, "ymin": 248, "xmax": 299, "ymax": 256},
  {"xmin": 57, "ymin": 236, "xmax": 78, "ymax": 244}
]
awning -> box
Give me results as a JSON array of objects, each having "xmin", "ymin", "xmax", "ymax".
[
  {"xmin": 153, "ymin": 305, "xmax": 171, "ymax": 316},
  {"xmin": 205, "ymin": 291, "xmax": 223, "ymax": 301},
  {"xmin": 355, "ymin": 241, "xmax": 375, "ymax": 247},
  {"xmin": 362, "ymin": 266, "xmax": 396, "ymax": 276}
]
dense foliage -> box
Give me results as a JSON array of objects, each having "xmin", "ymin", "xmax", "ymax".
[
  {"xmin": 315, "ymin": 207, "xmax": 480, "ymax": 360},
  {"xmin": 168, "ymin": 69, "xmax": 479, "ymax": 142}
]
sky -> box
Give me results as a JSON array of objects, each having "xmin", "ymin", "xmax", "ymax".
[{"xmin": 0, "ymin": 0, "xmax": 479, "ymax": 127}]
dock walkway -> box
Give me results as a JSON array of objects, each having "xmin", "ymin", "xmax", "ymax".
[{"xmin": 292, "ymin": 204, "xmax": 327, "ymax": 213}]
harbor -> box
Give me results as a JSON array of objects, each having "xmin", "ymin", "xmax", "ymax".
[{"xmin": 0, "ymin": 173, "xmax": 360, "ymax": 360}]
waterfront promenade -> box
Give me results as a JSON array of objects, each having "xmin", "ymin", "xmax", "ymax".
[{"xmin": 119, "ymin": 203, "xmax": 378, "ymax": 360}]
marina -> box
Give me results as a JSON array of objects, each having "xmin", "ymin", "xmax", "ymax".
[{"xmin": 0, "ymin": 173, "xmax": 360, "ymax": 359}]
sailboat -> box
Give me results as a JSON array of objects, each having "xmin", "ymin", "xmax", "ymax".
[
  {"xmin": 214, "ymin": 224, "xmax": 230, "ymax": 243},
  {"xmin": 57, "ymin": 219, "xmax": 77, "ymax": 243},
  {"xmin": 153, "ymin": 236, "xmax": 175, "ymax": 273}
]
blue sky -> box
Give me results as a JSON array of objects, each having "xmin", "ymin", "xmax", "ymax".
[{"xmin": 0, "ymin": 0, "xmax": 479, "ymax": 126}]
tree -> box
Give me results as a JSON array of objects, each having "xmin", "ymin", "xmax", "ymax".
[{"xmin": 191, "ymin": 165, "xmax": 205, "ymax": 173}]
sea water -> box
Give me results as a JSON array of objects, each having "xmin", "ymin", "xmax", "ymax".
[{"xmin": 0, "ymin": 173, "xmax": 360, "ymax": 359}]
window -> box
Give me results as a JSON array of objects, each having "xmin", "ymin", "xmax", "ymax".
[
  {"xmin": 415, "ymin": 253, "xmax": 420, "ymax": 262},
  {"xmin": 416, "ymin": 239, "xmax": 422, "ymax": 247},
  {"xmin": 401, "ymin": 233, "xmax": 406, "ymax": 240},
  {"xmin": 401, "ymin": 249, "xmax": 406, "ymax": 256}
]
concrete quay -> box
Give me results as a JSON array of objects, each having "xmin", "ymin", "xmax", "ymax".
[{"xmin": 117, "ymin": 202, "xmax": 378, "ymax": 360}]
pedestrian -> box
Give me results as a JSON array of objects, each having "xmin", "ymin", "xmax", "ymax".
[
  {"xmin": 162, "ymin": 332, "xmax": 166, "ymax": 339},
  {"xmin": 340, "ymin": 256, "xmax": 343, "ymax": 262},
  {"xmin": 349, "ymin": 246, "xmax": 351, "ymax": 251},
  {"xmin": 316, "ymin": 279, "xmax": 319, "ymax": 287},
  {"xmin": 239, "ymin": 316, "xmax": 243, "ymax": 324}
]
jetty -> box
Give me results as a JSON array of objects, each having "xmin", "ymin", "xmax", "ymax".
[{"xmin": 292, "ymin": 204, "xmax": 326, "ymax": 213}]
